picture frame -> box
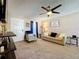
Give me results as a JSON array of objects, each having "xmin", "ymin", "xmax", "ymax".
[
  {"xmin": 26, "ymin": 21, "xmax": 30, "ymax": 31},
  {"xmin": 51, "ymin": 19, "xmax": 60, "ymax": 27},
  {"xmin": 26, "ymin": 22, "xmax": 30, "ymax": 27}
]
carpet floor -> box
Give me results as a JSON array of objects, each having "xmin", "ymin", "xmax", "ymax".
[{"xmin": 15, "ymin": 39, "xmax": 79, "ymax": 59}]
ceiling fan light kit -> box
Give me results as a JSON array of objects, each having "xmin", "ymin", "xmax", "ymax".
[{"xmin": 47, "ymin": 11, "xmax": 52, "ymax": 15}]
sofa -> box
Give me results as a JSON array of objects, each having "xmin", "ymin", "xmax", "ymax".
[{"xmin": 42, "ymin": 32, "xmax": 65, "ymax": 45}]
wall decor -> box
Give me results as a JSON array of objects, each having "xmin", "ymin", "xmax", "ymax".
[
  {"xmin": 26, "ymin": 21, "xmax": 31, "ymax": 31},
  {"xmin": 51, "ymin": 19, "xmax": 60, "ymax": 27},
  {"xmin": 26, "ymin": 22, "xmax": 30, "ymax": 27}
]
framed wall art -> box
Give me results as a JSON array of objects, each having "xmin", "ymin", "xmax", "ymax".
[{"xmin": 51, "ymin": 19, "xmax": 60, "ymax": 27}]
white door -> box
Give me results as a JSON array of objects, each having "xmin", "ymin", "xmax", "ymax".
[{"xmin": 10, "ymin": 18, "xmax": 25, "ymax": 42}]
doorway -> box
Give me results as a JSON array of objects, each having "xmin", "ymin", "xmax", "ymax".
[
  {"xmin": 32, "ymin": 21, "xmax": 38, "ymax": 38},
  {"xmin": 36, "ymin": 22, "xmax": 38, "ymax": 38}
]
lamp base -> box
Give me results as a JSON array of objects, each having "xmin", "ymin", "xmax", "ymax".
[{"xmin": 1, "ymin": 23, "xmax": 7, "ymax": 35}]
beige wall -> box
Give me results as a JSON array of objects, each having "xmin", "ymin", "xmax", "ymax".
[{"xmin": 58, "ymin": 11, "xmax": 79, "ymax": 36}]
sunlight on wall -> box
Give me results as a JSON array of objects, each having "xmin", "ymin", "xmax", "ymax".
[{"xmin": 41, "ymin": 20, "xmax": 49, "ymax": 35}]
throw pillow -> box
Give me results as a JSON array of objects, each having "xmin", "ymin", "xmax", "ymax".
[{"xmin": 50, "ymin": 32, "xmax": 57, "ymax": 37}]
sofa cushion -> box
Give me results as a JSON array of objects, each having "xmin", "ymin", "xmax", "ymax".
[
  {"xmin": 56, "ymin": 33, "xmax": 60, "ymax": 37},
  {"xmin": 50, "ymin": 32, "xmax": 57, "ymax": 37}
]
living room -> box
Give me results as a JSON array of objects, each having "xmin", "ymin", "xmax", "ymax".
[{"xmin": 0, "ymin": 0, "xmax": 79, "ymax": 59}]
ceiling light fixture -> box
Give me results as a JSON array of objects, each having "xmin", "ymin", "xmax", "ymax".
[{"xmin": 47, "ymin": 11, "xmax": 52, "ymax": 15}]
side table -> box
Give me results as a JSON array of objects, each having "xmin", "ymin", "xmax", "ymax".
[{"xmin": 67, "ymin": 36, "xmax": 78, "ymax": 47}]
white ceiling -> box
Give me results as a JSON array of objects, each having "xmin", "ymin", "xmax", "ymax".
[{"xmin": 7, "ymin": 0, "xmax": 79, "ymax": 18}]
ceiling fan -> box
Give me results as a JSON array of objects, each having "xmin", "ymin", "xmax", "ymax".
[{"xmin": 40, "ymin": 4, "xmax": 62, "ymax": 16}]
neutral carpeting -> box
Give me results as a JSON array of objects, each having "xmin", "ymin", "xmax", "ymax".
[{"xmin": 15, "ymin": 39, "xmax": 79, "ymax": 59}]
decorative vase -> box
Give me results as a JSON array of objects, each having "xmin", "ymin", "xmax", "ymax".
[{"xmin": 1, "ymin": 23, "xmax": 7, "ymax": 35}]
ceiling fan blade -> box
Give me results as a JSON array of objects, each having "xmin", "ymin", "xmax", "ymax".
[
  {"xmin": 40, "ymin": 12, "xmax": 46, "ymax": 15},
  {"xmin": 51, "ymin": 4, "xmax": 62, "ymax": 11},
  {"xmin": 52, "ymin": 11, "xmax": 60, "ymax": 14},
  {"xmin": 41, "ymin": 6, "xmax": 49, "ymax": 11}
]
